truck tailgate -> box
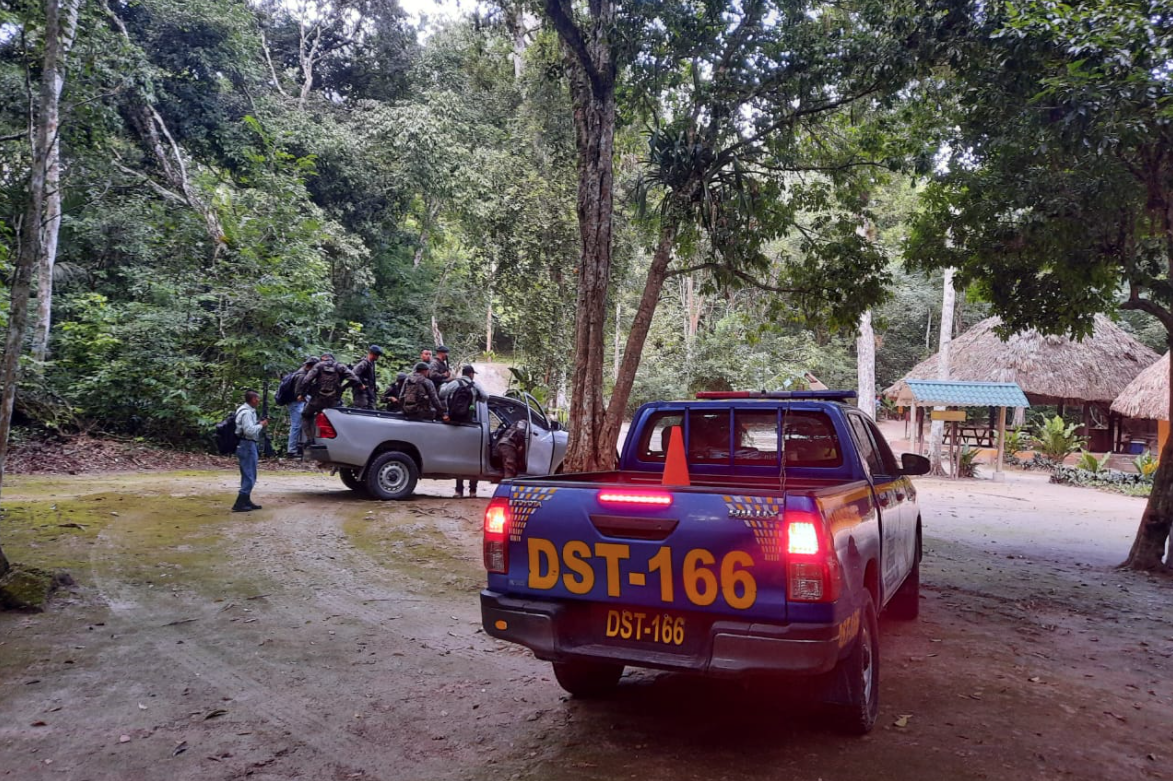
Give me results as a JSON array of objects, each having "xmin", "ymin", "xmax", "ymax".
[{"xmin": 492, "ymin": 484, "xmax": 792, "ymax": 626}]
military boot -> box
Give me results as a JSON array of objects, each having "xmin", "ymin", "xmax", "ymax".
[
  {"xmin": 232, "ymin": 493, "xmax": 253, "ymax": 513},
  {"xmin": 245, "ymin": 494, "xmax": 263, "ymax": 511}
]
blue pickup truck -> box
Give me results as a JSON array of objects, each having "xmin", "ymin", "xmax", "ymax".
[{"xmin": 480, "ymin": 391, "xmax": 929, "ymax": 734}]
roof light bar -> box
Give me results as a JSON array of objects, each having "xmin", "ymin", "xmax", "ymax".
[{"xmin": 695, "ymin": 390, "xmax": 857, "ymax": 401}]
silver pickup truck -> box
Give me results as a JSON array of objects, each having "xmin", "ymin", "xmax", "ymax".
[{"xmin": 306, "ymin": 392, "xmax": 569, "ymax": 500}]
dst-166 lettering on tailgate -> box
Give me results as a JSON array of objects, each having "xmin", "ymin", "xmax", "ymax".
[{"xmin": 526, "ymin": 539, "xmax": 757, "ymax": 609}]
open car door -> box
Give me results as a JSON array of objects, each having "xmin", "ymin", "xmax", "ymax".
[{"xmin": 522, "ymin": 392, "xmax": 558, "ymax": 476}]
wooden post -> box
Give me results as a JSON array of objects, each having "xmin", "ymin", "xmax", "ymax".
[
  {"xmin": 951, "ymin": 419, "xmax": 959, "ymax": 479},
  {"xmin": 994, "ymin": 405, "xmax": 1007, "ymax": 482}
]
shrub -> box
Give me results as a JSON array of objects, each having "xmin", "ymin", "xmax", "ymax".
[
  {"xmin": 1133, "ymin": 451, "xmax": 1159, "ymax": 478},
  {"xmin": 957, "ymin": 446, "xmax": 980, "ymax": 478},
  {"xmin": 1032, "ymin": 416, "xmax": 1086, "ymax": 464},
  {"xmin": 1075, "ymin": 450, "xmax": 1111, "ymax": 474},
  {"xmin": 1050, "ymin": 464, "xmax": 1154, "ymax": 496},
  {"xmin": 1002, "ymin": 426, "xmax": 1029, "ymax": 460}
]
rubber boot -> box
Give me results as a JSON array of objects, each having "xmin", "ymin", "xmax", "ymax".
[
  {"xmin": 246, "ymin": 493, "xmax": 263, "ymax": 511},
  {"xmin": 232, "ymin": 493, "xmax": 253, "ymax": 513}
]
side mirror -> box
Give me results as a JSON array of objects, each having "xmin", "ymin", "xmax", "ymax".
[
  {"xmin": 550, "ymin": 421, "xmax": 562, "ymax": 432},
  {"xmin": 900, "ymin": 453, "xmax": 931, "ymax": 476}
]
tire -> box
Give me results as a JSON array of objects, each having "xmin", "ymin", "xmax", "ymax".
[
  {"xmin": 887, "ymin": 527, "xmax": 921, "ymax": 621},
  {"xmin": 831, "ymin": 593, "xmax": 880, "ymax": 735},
  {"xmin": 339, "ymin": 468, "xmax": 365, "ymax": 493},
  {"xmin": 552, "ymin": 661, "xmax": 623, "ymax": 699},
  {"xmin": 365, "ymin": 451, "xmax": 419, "ymax": 501}
]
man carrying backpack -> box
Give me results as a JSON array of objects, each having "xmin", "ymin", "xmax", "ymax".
[
  {"xmin": 440, "ymin": 365, "xmax": 488, "ymax": 497},
  {"xmin": 350, "ymin": 345, "xmax": 384, "ymax": 409},
  {"xmin": 297, "ymin": 353, "xmax": 365, "ymax": 443},
  {"xmin": 279, "ymin": 357, "xmax": 317, "ymax": 457},
  {"xmin": 493, "ymin": 418, "xmax": 528, "ymax": 479},
  {"xmin": 382, "ymin": 372, "xmax": 407, "ymax": 411},
  {"xmin": 232, "ymin": 390, "xmax": 269, "ymax": 512},
  {"xmin": 400, "ymin": 363, "xmax": 448, "ymax": 421}
]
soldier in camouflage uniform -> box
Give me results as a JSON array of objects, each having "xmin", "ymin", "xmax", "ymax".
[
  {"xmin": 429, "ymin": 346, "xmax": 452, "ymax": 389},
  {"xmin": 350, "ymin": 345, "xmax": 384, "ymax": 409},
  {"xmin": 493, "ymin": 419, "xmax": 528, "ymax": 478},
  {"xmin": 298, "ymin": 353, "xmax": 364, "ymax": 442},
  {"xmin": 400, "ymin": 363, "xmax": 448, "ymax": 421}
]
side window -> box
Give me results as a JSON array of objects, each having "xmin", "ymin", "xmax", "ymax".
[
  {"xmin": 734, "ymin": 410, "xmax": 779, "ymax": 466},
  {"xmin": 636, "ymin": 412, "xmax": 683, "ymax": 462},
  {"xmin": 863, "ymin": 418, "xmax": 900, "ymax": 476},
  {"xmin": 847, "ymin": 415, "xmax": 884, "ymax": 477},
  {"xmin": 783, "ymin": 411, "xmax": 843, "ymax": 467},
  {"xmin": 688, "ymin": 409, "xmax": 731, "ymax": 465}
]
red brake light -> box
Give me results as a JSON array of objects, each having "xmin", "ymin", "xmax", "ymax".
[
  {"xmin": 315, "ymin": 412, "xmax": 337, "ymax": 439},
  {"xmin": 483, "ymin": 497, "xmax": 511, "ymax": 573},
  {"xmin": 783, "ymin": 510, "xmax": 840, "ymax": 602},
  {"xmin": 597, "ymin": 490, "xmax": 673, "ymax": 507},
  {"xmin": 786, "ymin": 521, "xmax": 820, "ymax": 555}
]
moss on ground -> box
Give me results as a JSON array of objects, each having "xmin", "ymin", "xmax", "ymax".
[
  {"xmin": 0, "ymin": 565, "xmax": 57, "ymax": 611},
  {"xmin": 341, "ymin": 508, "xmax": 482, "ymax": 597}
]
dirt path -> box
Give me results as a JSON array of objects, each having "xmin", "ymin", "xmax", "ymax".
[{"xmin": 1, "ymin": 470, "xmax": 1170, "ymax": 780}]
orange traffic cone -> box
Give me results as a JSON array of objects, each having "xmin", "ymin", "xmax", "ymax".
[{"xmin": 662, "ymin": 426, "xmax": 691, "ymax": 487}]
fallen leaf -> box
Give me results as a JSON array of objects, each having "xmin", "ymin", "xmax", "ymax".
[
  {"xmin": 31, "ymin": 721, "xmax": 47, "ymax": 727},
  {"xmin": 894, "ymin": 715, "xmax": 911, "ymax": 728},
  {"xmin": 203, "ymin": 709, "xmax": 228, "ymax": 721},
  {"xmin": 172, "ymin": 741, "xmax": 188, "ymax": 757},
  {"xmin": 1028, "ymin": 677, "xmax": 1042, "ymax": 683}
]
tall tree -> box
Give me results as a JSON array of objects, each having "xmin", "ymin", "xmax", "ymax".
[
  {"xmin": 927, "ymin": 267, "xmax": 956, "ymax": 474},
  {"xmin": 906, "ymin": 0, "xmax": 1173, "ymax": 569},
  {"xmin": 0, "ymin": 0, "xmax": 84, "ymax": 562},
  {"xmin": 541, "ymin": 0, "xmax": 618, "ymax": 471}
]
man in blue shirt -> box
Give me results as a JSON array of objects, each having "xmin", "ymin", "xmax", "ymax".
[{"xmin": 233, "ymin": 390, "xmax": 269, "ymax": 513}]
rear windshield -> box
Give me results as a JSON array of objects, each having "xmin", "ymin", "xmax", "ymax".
[{"xmin": 634, "ymin": 408, "xmax": 842, "ymax": 468}]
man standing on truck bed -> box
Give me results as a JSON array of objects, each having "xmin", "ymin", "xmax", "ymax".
[
  {"xmin": 401, "ymin": 362, "xmax": 448, "ymax": 422},
  {"xmin": 350, "ymin": 345, "xmax": 383, "ymax": 409},
  {"xmin": 298, "ymin": 352, "xmax": 365, "ymax": 443},
  {"xmin": 429, "ymin": 346, "xmax": 452, "ymax": 388}
]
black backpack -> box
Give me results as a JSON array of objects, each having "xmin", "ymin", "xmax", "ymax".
[
  {"xmin": 275, "ymin": 371, "xmax": 298, "ymax": 406},
  {"xmin": 311, "ymin": 362, "xmax": 341, "ymax": 400},
  {"xmin": 214, "ymin": 410, "xmax": 240, "ymax": 455},
  {"xmin": 448, "ymin": 378, "xmax": 475, "ymax": 422}
]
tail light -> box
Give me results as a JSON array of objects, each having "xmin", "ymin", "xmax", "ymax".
[
  {"xmin": 483, "ymin": 497, "xmax": 511, "ymax": 573},
  {"xmin": 783, "ymin": 510, "xmax": 841, "ymax": 602},
  {"xmin": 597, "ymin": 490, "xmax": 673, "ymax": 507},
  {"xmin": 315, "ymin": 412, "xmax": 337, "ymax": 439}
]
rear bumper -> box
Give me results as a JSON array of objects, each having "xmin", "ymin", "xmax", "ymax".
[{"xmin": 480, "ymin": 591, "xmax": 844, "ymax": 676}]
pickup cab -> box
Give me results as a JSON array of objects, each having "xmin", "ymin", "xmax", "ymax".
[
  {"xmin": 307, "ymin": 392, "xmax": 569, "ymax": 500},
  {"xmin": 480, "ymin": 391, "xmax": 929, "ymax": 733}
]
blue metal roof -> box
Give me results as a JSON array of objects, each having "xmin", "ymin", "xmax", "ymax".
[{"xmin": 904, "ymin": 380, "xmax": 1030, "ymax": 408}]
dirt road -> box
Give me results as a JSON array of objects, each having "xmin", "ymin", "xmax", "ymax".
[{"xmin": 1, "ymin": 469, "xmax": 1170, "ymax": 781}]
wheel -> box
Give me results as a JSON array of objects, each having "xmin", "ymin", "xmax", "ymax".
[
  {"xmin": 552, "ymin": 660, "xmax": 623, "ymax": 698},
  {"xmin": 831, "ymin": 594, "xmax": 880, "ymax": 735},
  {"xmin": 365, "ymin": 451, "xmax": 419, "ymax": 500},
  {"xmin": 339, "ymin": 468, "xmax": 365, "ymax": 493}
]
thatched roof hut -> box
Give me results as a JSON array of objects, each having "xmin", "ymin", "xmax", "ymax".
[
  {"xmin": 884, "ymin": 315, "xmax": 1160, "ymax": 406},
  {"xmin": 1111, "ymin": 352, "xmax": 1169, "ymax": 421}
]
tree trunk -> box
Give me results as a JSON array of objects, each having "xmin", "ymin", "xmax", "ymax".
[
  {"xmin": 545, "ymin": 0, "xmax": 617, "ymax": 473},
  {"xmin": 1122, "ymin": 344, "xmax": 1173, "ymax": 570},
  {"xmin": 599, "ymin": 220, "xmax": 677, "ymax": 455},
  {"xmin": 32, "ymin": 97, "xmax": 66, "ymax": 363},
  {"xmin": 613, "ymin": 301, "xmax": 620, "ymax": 382},
  {"xmin": 0, "ymin": 0, "xmax": 82, "ymax": 507},
  {"xmin": 856, "ymin": 310, "xmax": 875, "ymax": 420},
  {"xmin": 928, "ymin": 267, "xmax": 956, "ymax": 475}
]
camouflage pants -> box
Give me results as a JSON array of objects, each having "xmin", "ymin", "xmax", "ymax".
[
  {"xmin": 301, "ymin": 397, "xmax": 338, "ymax": 440},
  {"xmin": 496, "ymin": 442, "xmax": 522, "ymax": 478},
  {"xmin": 352, "ymin": 389, "xmax": 375, "ymax": 410}
]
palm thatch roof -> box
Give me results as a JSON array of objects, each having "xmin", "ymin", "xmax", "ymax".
[
  {"xmin": 1111, "ymin": 352, "xmax": 1169, "ymax": 421},
  {"xmin": 884, "ymin": 315, "xmax": 1160, "ymax": 406}
]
